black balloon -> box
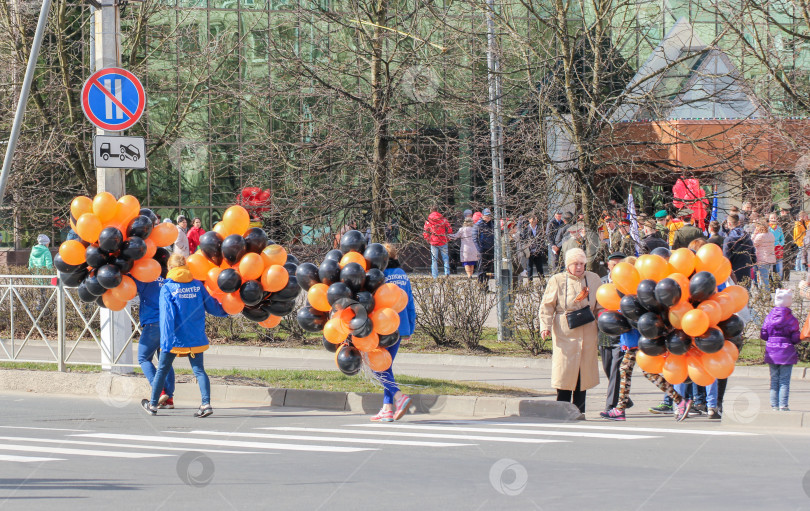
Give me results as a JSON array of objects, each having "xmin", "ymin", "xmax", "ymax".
[
  {"xmin": 95, "ymin": 294, "xmax": 106, "ymax": 308},
  {"xmin": 729, "ymin": 334, "xmax": 744, "ymax": 350},
  {"xmin": 689, "ymin": 271, "xmax": 717, "ymax": 303},
  {"xmin": 242, "ymin": 306, "xmax": 271, "ymax": 323},
  {"xmin": 54, "ymin": 253, "xmax": 83, "ymax": 274},
  {"xmin": 637, "ymin": 279, "xmax": 663, "ymax": 312},
  {"xmin": 638, "ymin": 336, "xmax": 667, "ymax": 356},
  {"xmin": 650, "ymin": 247, "xmax": 671, "ymax": 259},
  {"xmin": 244, "ymin": 227, "xmax": 268, "ymax": 254},
  {"xmin": 127, "ymin": 215, "xmax": 154, "ymax": 239},
  {"xmin": 272, "ymin": 276, "xmax": 300, "ymax": 302},
  {"xmin": 356, "ymin": 291, "xmax": 375, "ymax": 313},
  {"xmin": 378, "ymin": 332, "xmax": 400, "ymax": 348},
  {"xmin": 322, "ymin": 337, "xmax": 339, "ymax": 352},
  {"xmin": 327, "ymin": 282, "xmax": 354, "ymax": 306},
  {"xmin": 296, "ymin": 306, "xmax": 328, "ymax": 332},
  {"xmin": 619, "ymin": 294, "xmax": 647, "ymax": 321},
  {"xmin": 350, "ymin": 317, "xmax": 373, "ymax": 337},
  {"xmin": 694, "ymin": 327, "xmax": 725, "ymax": 354},
  {"xmin": 222, "ymin": 235, "xmax": 247, "ymax": 265},
  {"xmin": 363, "ymin": 243, "xmax": 389, "ymax": 271},
  {"xmin": 199, "ymin": 232, "xmax": 224, "ymax": 265},
  {"xmin": 139, "ymin": 208, "xmax": 158, "ymax": 225},
  {"xmin": 295, "ymin": 263, "xmax": 320, "ymax": 291},
  {"xmin": 339, "ymin": 230, "xmax": 366, "ymax": 254},
  {"xmin": 597, "ymin": 311, "xmax": 631, "ymax": 336},
  {"xmin": 364, "ymin": 268, "xmax": 386, "ymax": 293},
  {"xmin": 114, "ymin": 256, "xmax": 134, "ymax": 274},
  {"xmin": 319, "ymin": 259, "xmax": 341, "ymax": 286},
  {"xmin": 84, "ymin": 274, "xmax": 106, "ymax": 296},
  {"xmin": 96, "ymin": 264, "xmax": 122, "ymax": 289},
  {"xmin": 217, "ymin": 268, "xmax": 241, "ymax": 294},
  {"xmin": 637, "ymin": 311, "xmax": 667, "ymax": 340},
  {"xmin": 286, "ymin": 254, "xmax": 300, "ymax": 266},
  {"xmin": 666, "ymin": 330, "xmax": 692, "ymax": 355},
  {"xmin": 121, "ymin": 237, "xmax": 147, "ymax": 260},
  {"xmin": 239, "ymin": 280, "xmax": 264, "ymax": 307},
  {"xmin": 283, "ymin": 262, "xmax": 298, "ymax": 276},
  {"xmin": 325, "ymin": 249, "xmax": 343, "ymax": 263},
  {"xmin": 98, "ymin": 227, "xmax": 124, "ymax": 253},
  {"xmin": 336, "ymin": 344, "xmax": 363, "ymax": 375},
  {"xmin": 59, "ymin": 269, "xmax": 87, "ymax": 288},
  {"xmin": 340, "ymin": 262, "xmax": 366, "ymax": 293},
  {"xmin": 718, "ymin": 314, "xmax": 744, "ymax": 339},
  {"xmin": 77, "ymin": 283, "xmax": 97, "ymax": 303},
  {"xmin": 153, "ymin": 247, "xmax": 171, "ymax": 268},
  {"xmin": 654, "ymin": 278, "xmax": 682, "ymax": 308},
  {"xmin": 85, "ymin": 245, "xmax": 112, "ymax": 269},
  {"xmin": 265, "ymin": 299, "xmax": 296, "ymax": 316}
]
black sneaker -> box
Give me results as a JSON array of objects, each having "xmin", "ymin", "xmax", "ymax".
[
  {"xmin": 194, "ymin": 404, "xmax": 213, "ymax": 418},
  {"xmin": 141, "ymin": 399, "xmax": 157, "ymax": 416},
  {"xmin": 625, "ymin": 398, "xmax": 634, "ymax": 410},
  {"xmin": 649, "ymin": 403, "xmax": 673, "ymax": 414},
  {"xmin": 692, "ymin": 402, "xmax": 707, "ymax": 414},
  {"xmin": 708, "ymin": 408, "xmax": 721, "ymax": 420}
]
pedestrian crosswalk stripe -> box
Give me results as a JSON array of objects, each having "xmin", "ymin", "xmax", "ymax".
[
  {"xmin": 0, "ymin": 443, "xmax": 170, "ymax": 459},
  {"xmin": 430, "ymin": 421, "xmax": 759, "ymax": 436},
  {"xmin": 349, "ymin": 423, "xmax": 660, "ymax": 440},
  {"xmin": 259, "ymin": 427, "xmax": 568, "ymax": 445},
  {"xmin": 0, "ymin": 435, "xmax": 255, "ymax": 455},
  {"xmin": 0, "ymin": 426, "xmax": 90, "ymax": 432},
  {"xmin": 0, "ymin": 454, "xmax": 66, "ymax": 462},
  {"xmin": 75, "ymin": 433, "xmax": 377, "ymax": 453},
  {"xmin": 179, "ymin": 430, "xmax": 476, "ymax": 448}
]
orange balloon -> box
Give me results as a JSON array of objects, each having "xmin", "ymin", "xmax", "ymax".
[
  {"xmin": 143, "ymin": 238, "xmax": 157, "ymax": 259},
  {"xmin": 340, "ymin": 251, "xmax": 368, "ymax": 270},
  {"xmin": 109, "ymin": 195, "xmax": 140, "ymax": 229},
  {"xmin": 370, "ymin": 308, "xmax": 400, "ymax": 336},
  {"xmin": 635, "ymin": 254, "xmax": 670, "ymax": 282},
  {"xmin": 222, "ymin": 206, "xmax": 250, "ymax": 237},
  {"xmin": 101, "ymin": 290, "xmax": 126, "ymax": 311},
  {"xmin": 708, "ymin": 293, "xmax": 735, "ymax": 321},
  {"xmin": 324, "ymin": 317, "xmax": 348, "ymax": 344},
  {"xmin": 695, "ymin": 243, "xmax": 724, "ymax": 275},
  {"xmin": 668, "ymin": 248, "xmax": 696, "ymax": 277},
  {"xmin": 221, "ymin": 293, "xmax": 244, "ymax": 315},
  {"xmin": 352, "ymin": 332, "xmax": 380, "ymax": 352},
  {"xmin": 596, "ymin": 283, "xmax": 622, "ymax": 311},
  {"xmin": 723, "ymin": 340, "xmax": 740, "ymax": 361},
  {"xmin": 111, "ymin": 275, "xmax": 137, "ymax": 302},
  {"xmin": 207, "ymin": 267, "xmax": 223, "ymax": 293},
  {"xmin": 667, "ymin": 272, "xmax": 691, "ymax": 304},
  {"xmin": 130, "ymin": 258, "xmax": 161, "ymax": 282},
  {"xmin": 92, "ymin": 192, "xmax": 118, "ymax": 223},
  {"xmin": 338, "ymin": 307, "xmax": 356, "ymax": 331},
  {"xmin": 702, "ymin": 349, "xmax": 735, "ymax": 379},
  {"xmin": 697, "ymin": 300, "xmax": 722, "ymax": 326},
  {"xmin": 636, "ymin": 351, "xmax": 666, "ymax": 374},
  {"xmin": 261, "ymin": 264, "xmax": 289, "ymax": 292},
  {"xmin": 188, "ymin": 253, "xmax": 215, "ymax": 280},
  {"xmin": 367, "ymin": 347, "xmax": 393, "ymax": 371},
  {"xmin": 682, "ymin": 309, "xmax": 710, "ymax": 337},
  {"xmin": 668, "ymin": 301, "xmax": 693, "ymax": 330},
  {"xmin": 662, "ymin": 353, "xmax": 689, "ymax": 384},
  {"xmin": 308, "ymin": 283, "xmax": 331, "ymax": 312},
  {"xmin": 720, "ymin": 285, "xmax": 749, "ymax": 313},
  {"xmin": 259, "ymin": 315, "xmax": 282, "ymax": 328},
  {"xmin": 220, "ymin": 259, "xmax": 232, "ymax": 270},
  {"xmin": 261, "ymin": 245, "xmax": 287, "ymax": 268},
  {"xmin": 374, "ymin": 283, "xmax": 400, "ymax": 310},
  {"xmin": 149, "ymin": 223, "xmax": 178, "ymax": 247},
  {"xmin": 686, "ymin": 351, "xmax": 716, "ymax": 386},
  {"xmin": 714, "ymin": 258, "xmax": 732, "ymax": 285},
  {"xmin": 212, "ymin": 222, "xmax": 228, "ymax": 238},
  {"xmin": 611, "ymin": 262, "xmax": 641, "ymax": 295},
  {"xmin": 205, "ymin": 283, "xmax": 225, "ymax": 302},
  {"xmin": 59, "ymin": 240, "xmax": 86, "ymax": 265},
  {"xmin": 70, "ymin": 196, "xmax": 93, "ymax": 223},
  {"xmin": 239, "ymin": 253, "xmax": 264, "ymax": 281},
  {"xmin": 75, "ymin": 213, "xmax": 103, "ymax": 243},
  {"xmin": 393, "ymin": 286, "xmax": 408, "ymax": 313}
]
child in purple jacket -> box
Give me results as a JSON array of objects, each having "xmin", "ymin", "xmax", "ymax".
[{"xmin": 760, "ymin": 289, "xmax": 802, "ymax": 411}]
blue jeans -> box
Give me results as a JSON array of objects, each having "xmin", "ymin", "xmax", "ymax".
[
  {"xmin": 757, "ymin": 264, "xmax": 772, "ymax": 288},
  {"xmin": 151, "ymin": 351, "xmax": 210, "ymax": 406},
  {"xmin": 774, "ymin": 259, "xmax": 783, "ymax": 280},
  {"xmin": 430, "ymin": 244, "xmax": 450, "ymax": 278},
  {"xmin": 138, "ymin": 323, "xmax": 175, "ymax": 397},
  {"xmin": 796, "ymin": 250, "xmax": 806, "ymax": 272},
  {"xmin": 769, "ymin": 364, "xmax": 793, "ymax": 408},
  {"xmin": 705, "ymin": 380, "xmax": 718, "ymax": 408},
  {"xmin": 373, "ymin": 338, "xmax": 401, "ymax": 405}
]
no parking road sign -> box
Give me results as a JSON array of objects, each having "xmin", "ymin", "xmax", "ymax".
[{"xmin": 81, "ymin": 67, "xmax": 145, "ymax": 131}]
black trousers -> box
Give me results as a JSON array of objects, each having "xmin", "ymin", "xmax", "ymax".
[
  {"xmin": 557, "ymin": 374, "xmax": 586, "ymax": 413},
  {"xmin": 599, "ymin": 344, "xmax": 623, "ymax": 411},
  {"xmin": 478, "ymin": 249, "xmax": 494, "ymax": 283},
  {"xmin": 717, "ymin": 378, "xmax": 728, "ymax": 408},
  {"xmin": 525, "ymin": 253, "xmax": 546, "ymax": 280}
]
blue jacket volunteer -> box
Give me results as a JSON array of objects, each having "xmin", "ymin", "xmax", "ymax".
[{"xmin": 135, "ymin": 276, "xmax": 176, "ymax": 407}]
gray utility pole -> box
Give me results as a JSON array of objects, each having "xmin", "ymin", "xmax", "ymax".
[
  {"xmin": 486, "ymin": 0, "xmax": 511, "ymax": 341},
  {"xmin": 95, "ymin": 0, "xmax": 133, "ymax": 373}
]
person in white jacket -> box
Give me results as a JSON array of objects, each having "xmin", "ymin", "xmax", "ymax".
[{"xmin": 173, "ymin": 215, "xmax": 190, "ymax": 257}]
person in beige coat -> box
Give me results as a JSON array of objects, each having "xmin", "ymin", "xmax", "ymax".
[{"xmin": 540, "ymin": 247, "xmax": 604, "ymax": 414}]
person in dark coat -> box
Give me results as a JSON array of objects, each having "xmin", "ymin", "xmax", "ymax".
[
  {"xmin": 519, "ymin": 212, "xmax": 547, "ymax": 281},
  {"xmin": 599, "ymin": 252, "xmax": 630, "ymax": 413},
  {"xmin": 546, "ymin": 211, "xmax": 564, "ymax": 272},
  {"xmin": 640, "ymin": 220, "xmax": 668, "ymax": 254},
  {"xmin": 671, "ymin": 209, "xmax": 704, "ymax": 250},
  {"xmin": 552, "ymin": 212, "xmax": 574, "ymax": 272},
  {"xmin": 707, "ymin": 220, "xmax": 725, "ymax": 247},
  {"xmin": 722, "ymin": 214, "xmax": 756, "ymax": 285},
  {"xmin": 475, "ymin": 208, "xmax": 495, "ymax": 283}
]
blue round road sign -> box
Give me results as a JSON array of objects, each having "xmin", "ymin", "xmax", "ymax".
[{"xmin": 81, "ymin": 67, "xmax": 145, "ymax": 131}]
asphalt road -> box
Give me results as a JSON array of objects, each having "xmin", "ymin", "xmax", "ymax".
[{"xmin": 0, "ymin": 393, "xmax": 808, "ymax": 510}]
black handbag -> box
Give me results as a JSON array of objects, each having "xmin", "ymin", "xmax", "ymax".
[{"xmin": 564, "ymin": 275, "xmax": 595, "ymax": 329}]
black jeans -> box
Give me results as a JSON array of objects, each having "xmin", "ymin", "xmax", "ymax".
[
  {"xmin": 478, "ymin": 249, "xmax": 494, "ymax": 283},
  {"xmin": 599, "ymin": 344, "xmax": 622, "ymax": 411},
  {"xmin": 525, "ymin": 253, "xmax": 546, "ymax": 280},
  {"xmin": 557, "ymin": 374, "xmax": 586, "ymax": 413}
]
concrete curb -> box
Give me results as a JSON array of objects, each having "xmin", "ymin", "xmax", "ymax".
[
  {"xmin": 722, "ymin": 409, "xmax": 810, "ymax": 429},
  {"xmin": 0, "ymin": 369, "xmax": 581, "ymax": 421}
]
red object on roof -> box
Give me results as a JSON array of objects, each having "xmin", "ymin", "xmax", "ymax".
[
  {"xmin": 237, "ymin": 187, "xmax": 271, "ymax": 217},
  {"xmin": 673, "ymin": 177, "xmax": 708, "ymax": 230}
]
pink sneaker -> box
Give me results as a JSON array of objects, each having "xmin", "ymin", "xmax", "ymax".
[
  {"xmin": 371, "ymin": 409, "xmax": 393, "ymax": 422},
  {"xmin": 394, "ymin": 395, "xmax": 412, "ymax": 420}
]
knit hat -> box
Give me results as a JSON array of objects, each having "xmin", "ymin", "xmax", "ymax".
[
  {"xmin": 37, "ymin": 234, "xmax": 50, "ymax": 246},
  {"xmin": 774, "ymin": 288, "xmax": 793, "ymax": 307},
  {"xmin": 565, "ymin": 247, "xmax": 587, "ymax": 266},
  {"xmin": 463, "ymin": 209, "xmax": 472, "ymax": 217}
]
